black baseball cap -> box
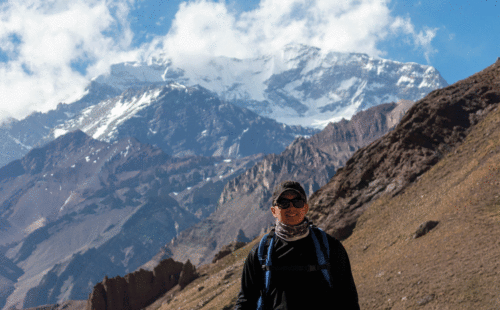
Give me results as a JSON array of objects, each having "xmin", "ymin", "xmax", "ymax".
[{"xmin": 272, "ymin": 181, "xmax": 307, "ymax": 206}]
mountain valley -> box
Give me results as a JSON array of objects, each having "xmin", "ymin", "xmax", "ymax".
[{"xmin": 0, "ymin": 45, "xmax": 452, "ymax": 310}]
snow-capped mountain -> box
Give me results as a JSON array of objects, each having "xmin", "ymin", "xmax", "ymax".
[
  {"xmin": 0, "ymin": 44, "xmax": 446, "ymax": 169},
  {"xmin": 94, "ymin": 44, "xmax": 448, "ymax": 128},
  {"xmin": 39, "ymin": 83, "xmax": 317, "ymax": 158}
]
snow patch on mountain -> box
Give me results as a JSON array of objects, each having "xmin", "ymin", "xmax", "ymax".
[
  {"xmin": 93, "ymin": 88, "xmax": 162, "ymax": 140},
  {"xmin": 50, "ymin": 88, "xmax": 163, "ymax": 143},
  {"xmin": 24, "ymin": 217, "xmax": 48, "ymax": 235},
  {"xmin": 54, "ymin": 129, "xmax": 68, "ymax": 139}
]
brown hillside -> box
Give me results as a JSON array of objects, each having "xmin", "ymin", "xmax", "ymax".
[{"xmin": 343, "ymin": 101, "xmax": 500, "ymax": 309}]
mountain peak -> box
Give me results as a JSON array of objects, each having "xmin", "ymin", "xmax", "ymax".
[{"xmin": 92, "ymin": 44, "xmax": 447, "ymax": 129}]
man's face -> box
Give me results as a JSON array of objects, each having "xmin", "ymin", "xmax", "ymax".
[{"xmin": 271, "ymin": 191, "xmax": 309, "ymax": 226}]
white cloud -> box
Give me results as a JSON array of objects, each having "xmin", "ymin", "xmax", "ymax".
[
  {"xmin": 147, "ymin": 0, "xmax": 435, "ymax": 67},
  {"xmin": 390, "ymin": 16, "xmax": 438, "ymax": 63},
  {"xmin": 0, "ymin": 0, "xmax": 140, "ymax": 121}
]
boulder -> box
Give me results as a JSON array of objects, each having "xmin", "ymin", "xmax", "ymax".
[
  {"xmin": 152, "ymin": 258, "xmax": 183, "ymax": 293},
  {"xmin": 102, "ymin": 275, "xmax": 130, "ymax": 310},
  {"xmin": 413, "ymin": 221, "xmax": 439, "ymax": 239}
]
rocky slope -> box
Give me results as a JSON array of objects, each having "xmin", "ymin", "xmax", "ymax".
[
  {"xmin": 307, "ymin": 58, "xmax": 500, "ymax": 240},
  {"xmin": 0, "ymin": 130, "xmax": 261, "ymax": 310},
  {"xmin": 95, "ymin": 44, "xmax": 447, "ymax": 129},
  {"xmin": 143, "ymin": 99, "xmax": 415, "ymax": 268}
]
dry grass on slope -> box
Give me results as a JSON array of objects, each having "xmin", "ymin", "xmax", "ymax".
[{"xmin": 344, "ymin": 105, "xmax": 500, "ymax": 310}]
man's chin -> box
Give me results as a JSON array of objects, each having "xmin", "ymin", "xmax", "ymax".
[{"xmin": 283, "ymin": 218, "xmax": 301, "ymax": 225}]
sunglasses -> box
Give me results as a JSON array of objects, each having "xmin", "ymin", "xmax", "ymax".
[{"xmin": 275, "ymin": 197, "xmax": 305, "ymax": 209}]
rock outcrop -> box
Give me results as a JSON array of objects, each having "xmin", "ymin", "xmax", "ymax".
[
  {"xmin": 308, "ymin": 59, "xmax": 500, "ymax": 240},
  {"xmin": 86, "ymin": 258, "xmax": 198, "ymax": 310}
]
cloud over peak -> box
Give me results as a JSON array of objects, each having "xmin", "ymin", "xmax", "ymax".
[
  {"xmin": 151, "ymin": 0, "xmax": 399, "ymax": 63},
  {"xmin": 0, "ymin": 0, "xmax": 438, "ymax": 122}
]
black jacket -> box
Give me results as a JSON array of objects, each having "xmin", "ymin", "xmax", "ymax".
[{"xmin": 234, "ymin": 229, "xmax": 360, "ymax": 310}]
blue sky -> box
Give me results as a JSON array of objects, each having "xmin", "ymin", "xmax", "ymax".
[{"xmin": 0, "ymin": 0, "xmax": 498, "ymax": 121}]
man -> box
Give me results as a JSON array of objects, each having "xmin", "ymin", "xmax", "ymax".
[{"xmin": 235, "ymin": 181, "xmax": 360, "ymax": 310}]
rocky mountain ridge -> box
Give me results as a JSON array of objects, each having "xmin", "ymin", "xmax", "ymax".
[
  {"xmin": 0, "ymin": 81, "xmax": 316, "ymax": 169},
  {"xmin": 0, "ymin": 82, "xmax": 122, "ymax": 169},
  {"xmin": 40, "ymin": 83, "xmax": 317, "ymax": 159},
  {"xmin": 0, "ymin": 44, "xmax": 445, "ymax": 181}
]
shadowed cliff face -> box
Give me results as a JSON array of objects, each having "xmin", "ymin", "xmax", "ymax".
[
  {"xmin": 308, "ymin": 58, "xmax": 500, "ymax": 240},
  {"xmin": 143, "ymin": 99, "xmax": 415, "ymax": 268}
]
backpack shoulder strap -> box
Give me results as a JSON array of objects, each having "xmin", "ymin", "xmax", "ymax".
[
  {"xmin": 257, "ymin": 228, "xmax": 276, "ymax": 310},
  {"xmin": 309, "ymin": 225, "xmax": 332, "ymax": 288}
]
